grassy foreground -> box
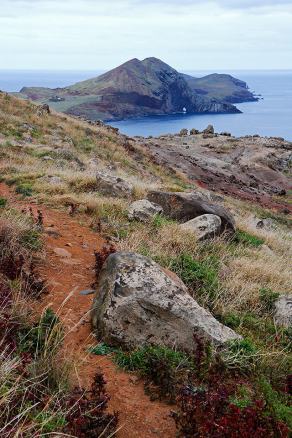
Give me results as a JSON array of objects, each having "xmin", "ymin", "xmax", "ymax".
[{"xmin": 0, "ymin": 92, "xmax": 291, "ymax": 436}]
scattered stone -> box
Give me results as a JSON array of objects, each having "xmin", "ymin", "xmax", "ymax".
[
  {"xmin": 220, "ymin": 132, "xmax": 232, "ymax": 137},
  {"xmin": 62, "ymin": 258, "xmax": 81, "ymax": 265},
  {"xmin": 45, "ymin": 176, "xmax": 62, "ymax": 185},
  {"xmin": 180, "ymin": 214, "xmax": 222, "ymax": 241},
  {"xmin": 36, "ymin": 104, "xmax": 50, "ymax": 116},
  {"xmin": 128, "ymin": 199, "xmax": 163, "ymax": 222},
  {"xmin": 91, "ymin": 252, "xmax": 240, "ymax": 353},
  {"xmin": 45, "ymin": 228, "xmax": 61, "ymax": 238},
  {"xmin": 80, "ymin": 289, "xmax": 95, "ymax": 296},
  {"xmin": 190, "ymin": 128, "xmax": 199, "ymax": 135},
  {"xmin": 96, "ymin": 171, "xmax": 133, "ymax": 198},
  {"xmin": 53, "ymin": 247, "xmax": 71, "ymax": 258},
  {"xmin": 147, "ymin": 191, "xmax": 235, "ymax": 232},
  {"xmin": 179, "ymin": 128, "xmax": 188, "ymax": 136},
  {"xmin": 42, "ymin": 156, "xmax": 54, "ymax": 161},
  {"xmin": 249, "ymin": 216, "xmax": 276, "ymax": 231},
  {"xmin": 274, "ymin": 295, "xmax": 292, "ymax": 328},
  {"xmin": 203, "ymin": 124, "xmax": 214, "ymax": 135}
]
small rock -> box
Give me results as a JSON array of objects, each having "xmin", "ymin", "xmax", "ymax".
[
  {"xmin": 274, "ymin": 295, "xmax": 292, "ymax": 328},
  {"xmin": 180, "ymin": 214, "xmax": 222, "ymax": 241},
  {"xmin": 179, "ymin": 128, "xmax": 188, "ymax": 136},
  {"xmin": 80, "ymin": 289, "xmax": 95, "ymax": 296},
  {"xmin": 190, "ymin": 128, "xmax": 199, "ymax": 135},
  {"xmin": 45, "ymin": 228, "xmax": 61, "ymax": 238},
  {"xmin": 36, "ymin": 104, "xmax": 50, "ymax": 116},
  {"xmin": 44, "ymin": 176, "xmax": 62, "ymax": 185},
  {"xmin": 128, "ymin": 199, "xmax": 163, "ymax": 222},
  {"xmin": 53, "ymin": 247, "xmax": 72, "ymax": 258},
  {"xmin": 96, "ymin": 171, "xmax": 133, "ymax": 198},
  {"xmin": 203, "ymin": 124, "xmax": 215, "ymax": 135}
]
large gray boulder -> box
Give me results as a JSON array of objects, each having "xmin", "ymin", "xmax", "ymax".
[
  {"xmin": 128, "ymin": 199, "xmax": 163, "ymax": 222},
  {"xmin": 96, "ymin": 171, "xmax": 133, "ymax": 198},
  {"xmin": 147, "ymin": 191, "xmax": 235, "ymax": 232},
  {"xmin": 180, "ymin": 214, "xmax": 222, "ymax": 241},
  {"xmin": 91, "ymin": 252, "xmax": 240, "ymax": 353},
  {"xmin": 274, "ymin": 295, "xmax": 292, "ymax": 328}
]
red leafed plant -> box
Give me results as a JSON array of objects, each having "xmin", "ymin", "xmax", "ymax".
[
  {"xmin": 173, "ymin": 385, "xmax": 289, "ymax": 438},
  {"xmin": 94, "ymin": 243, "xmax": 116, "ymax": 280},
  {"xmin": 64, "ymin": 372, "xmax": 118, "ymax": 437}
]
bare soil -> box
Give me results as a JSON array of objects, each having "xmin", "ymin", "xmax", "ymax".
[{"xmin": 0, "ymin": 183, "xmax": 175, "ymax": 438}]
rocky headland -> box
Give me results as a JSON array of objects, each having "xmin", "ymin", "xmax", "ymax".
[{"xmin": 16, "ymin": 57, "xmax": 257, "ymax": 121}]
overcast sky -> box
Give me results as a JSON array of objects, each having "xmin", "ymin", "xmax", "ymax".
[{"xmin": 1, "ymin": 0, "xmax": 292, "ymax": 70}]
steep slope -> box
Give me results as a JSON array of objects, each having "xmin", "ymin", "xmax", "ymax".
[
  {"xmin": 16, "ymin": 57, "xmax": 249, "ymax": 121},
  {"xmin": 1, "ymin": 92, "xmax": 292, "ymax": 437}
]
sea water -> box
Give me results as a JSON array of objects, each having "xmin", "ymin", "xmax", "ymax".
[{"xmin": 1, "ymin": 69, "xmax": 291, "ymax": 141}]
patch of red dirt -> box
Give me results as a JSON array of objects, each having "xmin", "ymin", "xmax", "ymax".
[{"xmin": 0, "ymin": 183, "xmax": 175, "ymax": 438}]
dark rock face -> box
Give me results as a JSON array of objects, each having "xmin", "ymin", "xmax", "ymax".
[
  {"xmin": 17, "ymin": 57, "xmax": 249, "ymax": 121},
  {"xmin": 147, "ymin": 191, "xmax": 236, "ymax": 232}
]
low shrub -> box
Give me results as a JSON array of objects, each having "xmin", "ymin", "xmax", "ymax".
[
  {"xmin": 63, "ymin": 372, "xmax": 119, "ymax": 437},
  {"xmin": 167, "ymin": 253, "xmax": 220, "ymax": 303},
  {"xmin": 115, "ymin": 345, "xmax": 194, "ymax": 401},
  {"xmin": 258, "ymin": 377, "xmax": 292, "ymax": 429},
  {"xmin": 221, "ymin": 338, "xmax": 259, "ymax": 373},
  {"xmin": 0, "ymin": 196, "xmax": 7, "ymax": 207},
  {"xmin": 173, "ymin": 384, "xmax": 289, "ymax": 437},
  {"xmin": 15, "ymin": 182, "xmax": 33, "ymax": 197},
  {"xmin": 259, "ymin": 287, "xmax": 280, "ymax": 313}
]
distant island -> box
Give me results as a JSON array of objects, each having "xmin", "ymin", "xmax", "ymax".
[{"xmin": 16, "ymin": 57, "xmax": 258, "ymax": 121}]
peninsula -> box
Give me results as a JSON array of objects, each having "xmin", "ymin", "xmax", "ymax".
[{"xmin": 16, "ymin": 57, "xmax": 257, "ymax": 121}]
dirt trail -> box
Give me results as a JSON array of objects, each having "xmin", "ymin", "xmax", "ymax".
[{"xmin": 0, "ymin": 183, "xmax": 175, "ymax": 438}]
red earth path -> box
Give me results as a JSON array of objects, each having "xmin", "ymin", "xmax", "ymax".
[{"xmin": 0, "ymin": 183, "xmax": 176, "ymax": 438}]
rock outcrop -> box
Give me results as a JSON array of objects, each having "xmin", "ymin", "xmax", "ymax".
[
  {"xmin": 96, "ymin": 171, "xmax": 133, "ymax": 198},
  {"xmin": 140, "ymin": 133, "xmax": 292, "ymax": 213},
  {"xmin": 128, "ymin": 199, "xmax": 163, "ymax": 222},
  {"xmin": 274, "ymin": 295, "xmax": 292, "ymax": 328},
  {"xmin": 147, "ymin": 191, "xmax": 236, "ymax": 232},
  {"xmin": 91, "ymin": 252, "xmax": 240, "ymax": 352},
  {"xmin": 179, "ymin": 214, "xmax": 222, "ymax": 240}
]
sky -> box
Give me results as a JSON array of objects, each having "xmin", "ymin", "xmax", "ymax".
[{"xmin": 1, "ymin": 0, "xmax": 292, "ymax": 71}]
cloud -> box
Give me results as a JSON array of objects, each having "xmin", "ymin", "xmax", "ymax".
[{"xmin": 0, "ymin": 0, "xmax": 292, "ymax": 70}]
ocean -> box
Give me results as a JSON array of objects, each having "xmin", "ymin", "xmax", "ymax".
[{"xmin": 1, "ymin": 69, "xmax": 292, "ymax": 141}]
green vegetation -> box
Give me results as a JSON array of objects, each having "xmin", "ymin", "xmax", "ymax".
[
  {"xmin": 115, "ymin": 345, "xmax": 194, "ymax": 401},
  {"xmin": 0, "ymin": 196, "xmax": 7, "ymax": 207},
  {"xmin": 259, "ymin": 287, "xmax": 280, "ymax": 313},
  {"xmin": 167, "ymin": 253, "xmax": 220, "ymax": 303},
  {"xmin": 18, "ymin": 308, "xmax": 61, "ymax": 356},
  {"xmin": 15, "ymin": 182, "xmax": 33, "ymax": 197},
  {"xmin": 89, "ymin": 342, "xmax": 117, "ymax": 355},
  {"xmin": 229, "ymin": 385, "xmax": 252, "ymax": 409},
  {"xmin": 259, "ymin": 377, "xmax": 292, "ymax": 429},
  {"xmin": 233, "ymin": 229, "xmax": 265, "ymax": 247},
  {"xmin": 20, "ymin": 228, "xmax": 42, "ymax": 250},
  {"xmin": 221, "ymin": 338, "xmax": 259, "ymax": 372}
]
